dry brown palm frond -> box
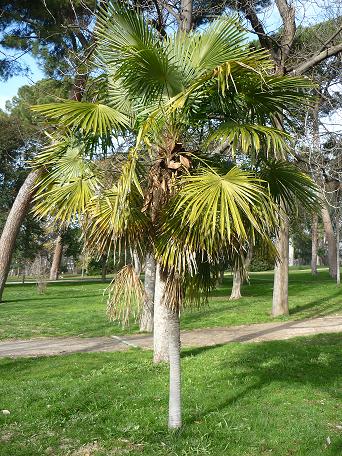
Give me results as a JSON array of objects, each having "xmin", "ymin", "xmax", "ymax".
[
  {"xmin": 164, "ymin": 270, "xmax": 184, "ymax": 313},
  {"xmin": 106, "ymin": 264, "xmax": 144, "ymax": 327}
]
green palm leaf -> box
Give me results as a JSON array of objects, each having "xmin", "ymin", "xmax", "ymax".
[
  {"xmin": 259, "ymin": 160, "xmax": 320, "ymax": 213},
  {"xmin": 32, "ymin": 101, "xmax": 130, "ymax": 135},
  {"xmin": 206, "ymin": 123, "xmax": 290, "ymax": 155}
]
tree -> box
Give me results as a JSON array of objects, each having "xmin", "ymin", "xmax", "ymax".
[
  {"xmin": 32, "ymin": 4, "xmax": 318, "ymax": 429},
  {"xmin": 0, "ymin": 0, "xmax": 97, "ymax": 299},
  {"xmin": 235, "ymin": 2, "xmax": 342, "ymax": 315}
]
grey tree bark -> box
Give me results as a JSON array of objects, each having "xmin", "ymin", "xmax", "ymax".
[
  {"xmin": 311, "ymin": 213, "xmax": 319, "ymax": 275},
  {"xmin": 153, "ymin": 263, "xmax": 170, "ymax": 363},
  {"xmin": 337, "ymin": 206, "xmax": 340, "ymax": 286},
  {"xmin": 168, "ymin": 306, "xmax": 182, "ymax": 429},
  {"xmin": 321, "ymin": 205, "xmax": 337, "ymax": 279},
  {"xmin": 49, "ymin": 235, "xmax": 63, "ymax": 281},
  {"xmin": 140, "ymin": 253, "xmax": 156, "ymax": 333},
  {"xmin": 229, "ymin": 245, "xmax": 253, "ymax": 300},
  {"xmin": 272, "ymin": 217, "xmax": 290, "ymax": 317},
  {"xmin": 180, "ymin": 0, "xmax": 192, "ymax": 32},
  {"xmin": 230, "ymin": 269, "xmax": 242, "ymax": 300},
  {"xmin": 133, "ymin": 250, "xmax": 141, "ymax": 276},
  {"xmin": 0, "ymin": 169, "xmax": 42, "ymax": 301}
]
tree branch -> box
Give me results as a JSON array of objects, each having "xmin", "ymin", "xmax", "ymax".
[{"xmin": 288, "ymin": 42, "xmax": 342, "ymax": 75}]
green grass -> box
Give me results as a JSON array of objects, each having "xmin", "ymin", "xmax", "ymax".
[
  {"xmin": 1, "ymin": 333, "xmax": 342, "ymax": 455},
  {"xmin": 0, "ymin": 268, "xmax": 341, "ymax": 340}
]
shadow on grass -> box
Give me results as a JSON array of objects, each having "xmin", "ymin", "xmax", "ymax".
[
  {"xmin": 290, "ymin": 290, "xmax": 342, "ymax": 318},
  {"xmin": 5, "ymin": 279, "xmax": 110, "ymax": 288},
  {"xmin": 184, "ymin": 333, "xmax": 342, "ymax": 424},
  {"xmin": 1, "ymin": 294, "xmax": 102, "ymax": 304}
]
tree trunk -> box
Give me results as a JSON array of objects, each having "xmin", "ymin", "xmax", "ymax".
[
  {"xmin": 132, "ymin": 250, "xmax": 141, "ymax": 276},
  {"xmin": 336, "ymin": 205, "xmax": 340, "ymax": 286},
  {"xmin": 0, "ymin": 169, "xmax": 42, "ymax": 301},
  {"xmin": 244, "ymin": 245, "xmax": 253, "ymax": 270},
  {"xmin": 140, "ymin": 253, "xmax": 156, "ymax": 333},
  {"xmin": 49, "ymin": 235, "xmax": 63, "ymax": 281},
  {"xmin": 321, "ymin": 205, "xmax": 337, "ymax": 279},
  {"xmin": 230, "ymin": 269, "xmax": 242, "ymax": 300},
  {"xmin": 272, "ymin": 217, "xmax": 290, "ymax": 316},
  {"xmin": 153, "ymin": 263, "xmax": 170, "ymax": 363},
  {"xmin": 168, "ymin": 306, "xmax": 182, "ymax": 429},
  {"xmin": 311, "ymin": 213, "xmax": 319, "ymax": 275},
  {"xmin": 180, "ymin": 0, "xmax": 192, "ymax": 32}
]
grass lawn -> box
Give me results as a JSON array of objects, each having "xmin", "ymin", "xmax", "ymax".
[
  {"xmin": 0, "ymin": 268, "xmax": 341, "ymax": 340},
  {"xmin": 0, "ymin": 333, "xmax": 342, "ymax": 455}
]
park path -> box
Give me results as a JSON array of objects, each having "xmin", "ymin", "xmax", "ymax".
[{"xmin": 0, "ymin": 315, "xmax": 341, "ymax": 357}]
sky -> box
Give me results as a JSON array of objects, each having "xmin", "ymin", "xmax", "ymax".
[{"xmin": 0, "ymin": 0, "xmax": 340, "ymax": 134}]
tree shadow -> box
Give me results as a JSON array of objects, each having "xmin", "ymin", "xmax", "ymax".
[
  {"xmin": 289, "ymin": 291, "xmax": 342, "ymax": 318},
  {"xmin": 1, "ymin": 294, "xmax": 101, "ymax": 304},
  {"xmin": 184, "ymin": 334, "xmax": 342, "ymax": 425}
]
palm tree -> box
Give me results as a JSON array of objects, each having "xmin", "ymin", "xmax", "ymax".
[{"xmin": 31, "ymin": 3, "xmax": 319, "ymax": 428}]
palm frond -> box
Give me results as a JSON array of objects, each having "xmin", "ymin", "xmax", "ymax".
[
  {"xmin": 32, "ymin": 101, "xmax": 130, "ymax": 135},
  {"xmin": 106, "ymin": 264, "xmax": 145, "ymax": 328},
  {"xmin": 206, "ymin": 123, "xmax": 290, "ymax": 155},
  {"xmin": 33, "ymin": 144, "xmax": 100, "ymax": 222},
  {"xmin": 259, "ymin": 160, "xmax": 320, "ymax": 213}
]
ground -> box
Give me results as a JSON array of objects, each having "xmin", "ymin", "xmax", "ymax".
[
  {"xmin": 0, "ymin": 268, "xmax": 340, "ymax": 340},
  {"xmin": 0, "ymin": 267, "xmax": 341, "ymax": 456},
  {"xmin": 1, "ymin": 334, "xmax": 342, "ymax": 455}
]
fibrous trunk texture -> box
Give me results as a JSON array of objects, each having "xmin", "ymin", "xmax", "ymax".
[
  {"xmin": 272, "ymin": 217, "xmax": 289, "ymax": 317},
  {"xmin": 0, "ymin": 169, "xmax": 42, "ymax": 301},
  {"xmin": 49, "ymin": 235, "xmax": 63, "ymax": 281},
  {"xmin": 140, "ymin": 253, "xmax": 156, "ymax": 333},
  {"xmin": 311, "ymin": 213, "xmax": 319, "ymax": 275},
  {"xmin": 153, "ymin": 263, "xmax": 170, "ymax": 363},
  {"xmin": 321, "ymin": 205, "xmax": 337, "ymax": 279},
  {"xmin": 230, "ymin": 269, "xmax": 242, "ymax": 300},
  {"xmin": 168, "ymin": 307, "xmax": 182, "ymax": 429}
]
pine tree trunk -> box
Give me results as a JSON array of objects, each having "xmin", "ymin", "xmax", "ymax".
[
  {"xmin": 153, "ymin": 263, "xmax": 170, "ymax": 363},
  {"xmin": 180, "ymin": 0, "xmax": 193, "ymax": 32},
  {"xmin": 311, "ymin": 213, "xmax": 319, "ymax": 275},
  {"xmin": 336, "ymin": 206, "xmax": 340, "ymax": 286},
  {"xmin": 230, "ymin": 269, "xmax": 242, "ymax": 300},
  {"xmin": 272, "ymin": 217, "xmax": 289, "ymax": 317},
  {"xmin": 321, "ymin": 205, "xmax": 337, "ymax": 279},
  {"xmin": 140, "ymin": 253, "xmax": 156, "ymax": 333},
  {"xmin": 49, "ymin": 235, "xmax": 63, "ymax": 281},
  {"xmin": 0, "ymin": 169, "xmax": 42, "ymax": 301},
  {"xmin": 168, "ymin": 306, "xmax": 182, "ymax": 429}
]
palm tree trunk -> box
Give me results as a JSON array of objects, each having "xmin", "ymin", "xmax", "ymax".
[
  {"xmin": 311, "ymin": 213, "xmax": 319, "ymax": 275},
  {"xmin": 140, "ymin": 253, "xmax": 156, "ymax": 332},
  {"xmin": 272, "ymin": 217, "xmax": 289, "ymax": 316},
  {"xmin": 168, "ymin": 306, "xmax": 182, "ymax": 429},
  {"xmin": 153, "ymin": 263, "xmax": 170, "ymax": 363},
  {"xmin": 321, "ymin": 205, "xmax": 337, "ymax": 279},
  {"xmin": 133, "ymin": 250, "xmax": 141, "ymax": 276},
  {"xmin": 0, "ymin": 169, "xmax": 42, "ymax": 301},
  {"xmin": 230, "ymin": 269, "xmax": 242, "ymax": 300},
  {"xmin": 49, "ymin": 235, "xmax": 63, "ymax": 280}
]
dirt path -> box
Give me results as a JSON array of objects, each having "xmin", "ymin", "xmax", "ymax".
[{"xmin": 0, "ymin": 315, "xmax": 341, "ymax": 357}]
